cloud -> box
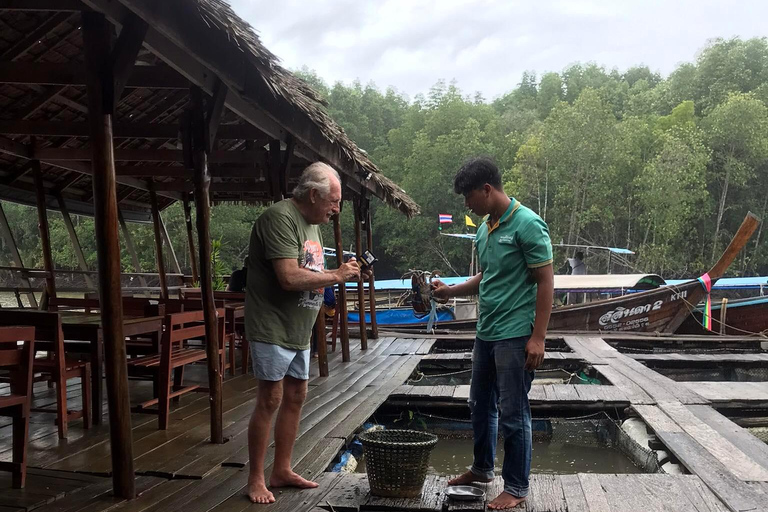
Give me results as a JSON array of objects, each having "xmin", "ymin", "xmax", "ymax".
[{"xmin": 228, "ymin": 0, "xmax": 768, "ymax": 99}]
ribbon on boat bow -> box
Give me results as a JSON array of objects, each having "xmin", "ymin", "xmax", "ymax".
[{"xmin": 696, "ymin": 273, "xmax": 713, "ymax": 330}]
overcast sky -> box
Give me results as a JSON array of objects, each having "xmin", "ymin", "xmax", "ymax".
[{"xmin": 228, "ymin": 0, "xmax": 768, "ymax": 101}]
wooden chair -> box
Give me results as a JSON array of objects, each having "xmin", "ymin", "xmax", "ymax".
[
  {"xmin": 0, "ymin": 326, "xmax": 35, "ymax": 488},
  {"xmin": 128, "ymin": 308, "xmax": 226, "ymax": 429},
  {"xmin": 0, "ymin": 311, "xmax": 91, "ymax": 439}
]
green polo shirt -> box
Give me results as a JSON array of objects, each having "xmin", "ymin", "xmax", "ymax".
[{"xmin": 475, "ymin": 198, "xmax": 553, "ymax": 341}]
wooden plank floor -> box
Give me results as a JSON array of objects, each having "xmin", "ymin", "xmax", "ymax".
[
  {"xmin": 319, "ymin": 473, "xmax": 732, "ymax": 512},
  {"xmin": 5, "ymin": 333, "xmax": 768, "ymax": 512},
  {"xmin": 390, "ymin": 384, "xmax": 630, "ymax": 407}
]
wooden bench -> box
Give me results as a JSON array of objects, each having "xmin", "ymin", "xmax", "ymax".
[
  {"xmin": 128, "ymin": 308, "xmax": 226, "ymax": 429},
  {"xmin": 0, "ymin": 310, "xmax": 91, "ymax": 439},
  {"xmin": 0, "ymin": 326, "xmax": 35, "ymax": 488}
]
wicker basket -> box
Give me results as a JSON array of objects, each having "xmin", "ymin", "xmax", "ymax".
[{"xmin": 358, "ymin": 429, "xmax": 438, "ymax": 498}]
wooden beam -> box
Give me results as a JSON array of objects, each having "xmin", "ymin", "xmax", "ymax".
[
  {"xmin": 0, "ymin": 12, "xmax": 72, "ymax": 60},
  {"xmin": 353, "ymin": 204, "xmax": 367, "ymax": 350},
  {"xmin": 151, "ymin": 181, "xmax": 271, "ymax": 193},
  {"xmin": 149, "ymin": 183, "xmax": 168, "ymax": 299},
  {"xmin": 158, "ymin": 209, "xmax": 182, "ymax": 275},
  {"xmin": 333, "ymin": 214, "xmax": 350, "ymax": 362},
  {"xmin": 16, "ymin": 86, "xmax": 67, "ymax": 119},
  {"xmin": 0, "ymin": 200, "xmax": 38, "ymax": 307},
  {"xmin": 35, "ymin": 147, "xmax": 264, "ymax": 162},
  {"xmin": 110, "ymin": 13, "xmax": 149, "ymax": 103},
  {"xmin": 115, "ymin": 166, "xmax": 265, "ymax": 178},
  {"xmin": 267, "ymin": 139, "xmax": 282, "ymax": 202},
  {"xmin": 81, "ymin": 0, "xmax": 397, "ymax": 211},
  {"xmin": 206, "ymin": 78, "xmax": 227, "ymax": 150},
  {"xmin": 182, "ymin": 197, "xmax": 198, "ymax": 283},
  {"xmin": 56, "ymin": 193, "xmax": 95, "ymax": 290},
  {"xmin": 54, "ymin": 172, "xmax": 84, "ymax": 193},
  {"xmin": 32, "ymin": 160, "xmax": 56, "ymax": 300},
  {"xmin": 0, "ymin": 162, "xmax": 32, "ymax": 186},
  {"xmin": 117, "ymin": 208, "xmax": 149, "ymax": 291},
  {"xmin": 189, "ymin": 86, "xmax": 223, "ymax": 444},
  {"xmin": 82, "ymin": 10, "xmax": 135, "ymax": 499},
  {"xmin": 0, "ymin": 135, "xmax": 183, "ymax": 200},
  {"xmin": 366, "ymin": 208, "xmax": 378, "ymax": 339},
  {"xmin": 0, "ymin": 0, "xmax": 87, "ymax": 11},
  {"xmin": 0, "ymin": 120, "xmax": 262, "ymax": 139},
  {"xmin": 0, "ymin": 62, "xmax": 188, "ymax": 88}
]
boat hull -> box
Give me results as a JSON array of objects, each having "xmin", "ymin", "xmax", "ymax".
[{"xmin": 676, "ymin": 297, "xmax": 768, "ymax": 336}]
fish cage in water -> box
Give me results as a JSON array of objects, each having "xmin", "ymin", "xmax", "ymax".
[{"xmin": 341, "ymin": 412, "xmax": 665, "ymax": 476}]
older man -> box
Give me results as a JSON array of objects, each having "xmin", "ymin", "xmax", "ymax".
[{"xmin": 245, "ymin": 162, "xmax": 362, "ymax": 504}]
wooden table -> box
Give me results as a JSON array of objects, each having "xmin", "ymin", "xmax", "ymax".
[{"xmin": 58, "ymin": 312, "xmax": 164, "ymax": 425}]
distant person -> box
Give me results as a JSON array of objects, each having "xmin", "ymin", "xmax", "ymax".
[
  {"xmin": 227, "ymin": 261, "xmax": 248, "ymax": 292},
  {"xmin": 567, "ymin": 251, "xmax": 586, "ymax": 275},
  {"xmin": 244, "ymin": 162, "xmax": 366, "ymax": 504},
  {"xmin": 431, "ymin": 157, "xmax": 554, "ymax": 510}
]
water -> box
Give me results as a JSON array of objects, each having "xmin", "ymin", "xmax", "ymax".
[
  {"xmin": 357, "ymin": 437, "xmax": 642, "ymax": 475},
  {"xmin": 0, "ymin": 291, "xmax": 32, "ymax": 308}
]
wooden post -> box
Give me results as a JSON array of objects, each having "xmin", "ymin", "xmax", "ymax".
[
  {"xmin": 333, "ymin": 214, "xmax": 350, "ymax": 362},
  {"xmin": 32, "ymin": 160, "xmax": 56, "ymax": 300},
  {"xmin": 82, "ymin": 11, "xmax": 135, "ymax": 499},
  {"xmin": 315, "ymin": 307, "xmax": 328, "ymax": 377},
  {"xmin": 56, "ymin": 194, "xmax": 95, "ymax": 290},
  {"xmin": 182, "ymin": 197, "xmax": 199, "ymax": 283},
  {"xmin": 0, "ymin": 201, "xmax": 38, "ymax": 307},
  {"xmin": 118, "ymin": 208, "xmax": 149, "ymax": 294},
  {"xmin": 158, "ymin": 211, "xmax": 182, "ymax": 276},
  {"xmin": 149, "ymin": 184, "xmax": 168, "ymax": 300},
  {"xmin": 189, "ymin": 85, "xmax": 224, "ymax": 444},
  {"xmin": 719, "ymin": 298, "xmax": 729, "ymax": 335},
  {"xmin": 366, "ymin": 208, "xmax": 378, "ymax": 339},
  {"xmin": 353, "ymin": 204, "xmax": 367, "ymax": 350}
]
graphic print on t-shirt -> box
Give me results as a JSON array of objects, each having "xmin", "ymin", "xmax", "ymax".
[{"xmin": 298, "ymin": 239, "xmax": 324, "ymax": 309}]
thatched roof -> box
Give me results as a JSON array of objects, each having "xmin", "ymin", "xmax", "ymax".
[
  {"xmin": 191, "ymin": 0, "xmax": 420, "ymax": 216},
  {"xmin": 0, "ymin": 0, "xmax": 420, "ymax": 222}
]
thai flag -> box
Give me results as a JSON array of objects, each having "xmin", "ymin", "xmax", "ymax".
[{"xmin": 438, "ymin": 214, "xmax": 453, "ymax": 224}]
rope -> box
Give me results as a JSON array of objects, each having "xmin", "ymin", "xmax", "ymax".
[{"xmin": 677, "ymin": 292, "xmax": 768, "ymax": 337}]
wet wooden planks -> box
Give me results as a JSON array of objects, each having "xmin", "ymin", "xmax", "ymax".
[
  {"xmin": 681, "ymin": 381, "xmax": 768, "ymax": 405},
  {"xmin": 0, "ymin": 469, "xmax": 103, "ymax": 512},
  {"xmin": 390, "ymin": 384, "xmax": 629, "ymax": 407},
  {"xmin": 322, "ymin": 473, "xmax": 730, "ymax": 512},
  {"xmin": 631, "ymin": 352, "xmax": 768, "ymax": 367}
]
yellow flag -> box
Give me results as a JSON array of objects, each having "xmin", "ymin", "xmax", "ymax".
[{"xmin": 465, "ymin": 215, "xmax": 476, "ymax": 228}]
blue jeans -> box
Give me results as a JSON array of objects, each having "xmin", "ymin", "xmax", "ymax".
[{"xmin": 469, "ymin": 336, "xmax": 533, "ymax": 498}]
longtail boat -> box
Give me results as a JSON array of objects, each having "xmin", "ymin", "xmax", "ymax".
[
  {"xmin": 380, "ymin": 213, "xmax": 760, "ymax": 334},
  {"xmin": 676, "ymin": 296, "xmax": 768, "ymax": 336}
]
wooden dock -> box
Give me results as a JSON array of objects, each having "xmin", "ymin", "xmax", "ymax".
[{"xmin": 2, "ymin": 334, "xmax": 768, "ymax": 512}]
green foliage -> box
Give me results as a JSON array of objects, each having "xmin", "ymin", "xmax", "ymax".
[{"xmin": 3, "ymin": 37, "xmax": 768, "ymax": 282}]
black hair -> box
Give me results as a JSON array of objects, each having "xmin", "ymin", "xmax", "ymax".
[
  {"xmin": 575, "ymin": 251, "xmax": 585, "ymax": 260},
  {"xmin": 453, "ymin": 157, "xmax": 502, "ymax": 195}
]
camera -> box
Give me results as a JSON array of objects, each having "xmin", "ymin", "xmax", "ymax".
[{"xmin": 344, "ymin": 250, "xmax": 377, "ymax": 267}]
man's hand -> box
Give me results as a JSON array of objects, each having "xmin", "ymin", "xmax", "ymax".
[
  {"xmin": 524, "ymin": 335, "xmax": 546, "ymax": 370},
  {"xmin": 430, "ymin": 279, "xmax": 452, "ymax": 301},
  {"xmin": 336, "ymin": 258, "xmax": 361, "ymax": 282}
]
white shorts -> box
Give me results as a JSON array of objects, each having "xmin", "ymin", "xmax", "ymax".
[{"xmin": 249, "ymin": 341, "xmax": 310, "ymax": 381}]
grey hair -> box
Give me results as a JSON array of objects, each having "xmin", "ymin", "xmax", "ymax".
[{"xmin": 292, "ymin": 162, "xmax": 340, "ymax": 200}]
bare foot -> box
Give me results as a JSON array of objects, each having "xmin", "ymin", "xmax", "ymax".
[
  {"xmin": 448, "ymin": 470, "xmax": 493, "ymax": 486},
  {"xmin": 247, "ymin": 480, "xmax": 275, "ymax": 504},
  {"xmin": 269, "ymin": 470, "xmax": 319, "ymax": 489},
  {"xmin": 487, "ymin": 491, "xmax": 525, "ymax": 510}
]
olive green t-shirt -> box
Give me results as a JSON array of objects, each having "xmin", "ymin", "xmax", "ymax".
[
  {"xmin": 245, "ymin": 200, "xmax": 324, "ymax": 350},
  {"xmin": 475, "ymin": 198, "xmax": 553, "ymax": 341}
]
